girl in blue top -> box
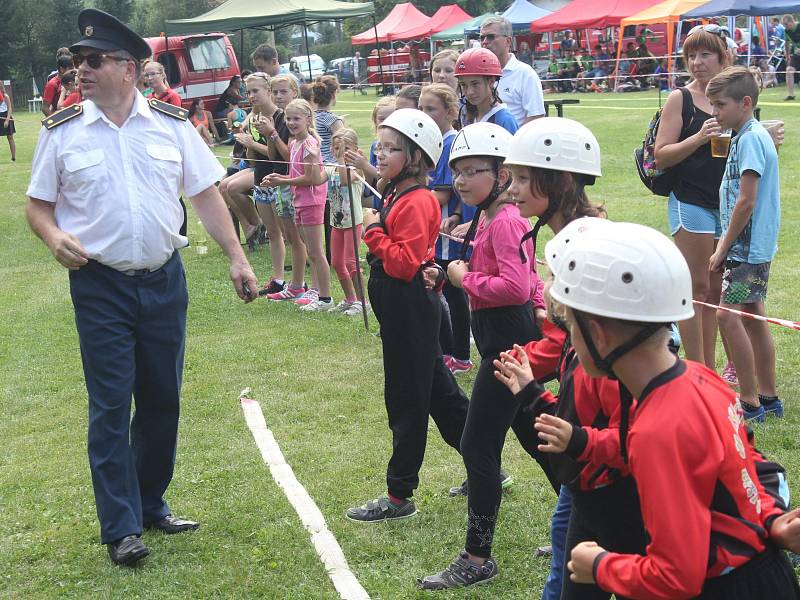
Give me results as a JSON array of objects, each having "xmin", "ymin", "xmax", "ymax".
[{"xmin": 455, "ymin": 48, "xmax": 518, "ymax": 134}]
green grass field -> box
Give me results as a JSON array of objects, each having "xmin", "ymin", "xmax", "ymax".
[{"xmin": 1, "ymin": 88, "xmax": 798, "ymax": 599}]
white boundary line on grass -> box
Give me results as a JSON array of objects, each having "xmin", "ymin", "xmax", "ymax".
[{"xmin": 239, "ymin": 391, "xmax": 370, "ymax": 600}]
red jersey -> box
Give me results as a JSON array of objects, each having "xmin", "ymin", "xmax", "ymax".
[
  {"xmin": 521, "ymin": 318, "xmax": 568, "ymax": 382},
  {"xmin": 595, "ymin": 360, "xmax": 785, "ymax": 600},
  {"xmin": 364, "ymin": 186, "xmax": 440, "ymax": 282},
  {"xmin": 42, "ymin": 76, "xmax": 61, "ymax": 110},
  {"xmin": 148, "ymin": 88, "xmax": 182, "ymax": 107},
  {"xmin": 62, "ymin": 92, "xmax": 82, "ymax": 107}
]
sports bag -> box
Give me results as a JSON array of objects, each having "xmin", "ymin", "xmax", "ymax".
[{"xmin": 635, "ymin": 87, "xmax": 694, "ymax": 197}]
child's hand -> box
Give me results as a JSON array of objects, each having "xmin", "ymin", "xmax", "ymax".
[
  {"xmin": 344, "ymin": 149, "xmax": 367, "ymax": 170},
  {"xmin": 770, "ymin": 507, "xmax": 800, "ymax": 553},
  {"xmin": 493, "ymin": 344, "xmax": 534, "ymax": 395},
  {"xmin": 422, "ymin": 266, "xmax": 440, "ymax": 290},
  {"xmin": 568, "ymin": 542, "xmax": 606, "ymax": 584},
  {"xmin": 363, "ymin": 209, "xmax": 380, "ymax": 228},
  {"xmin": 708, "ymin": 247, "xmax": 726, "ymax": 273},
  {"xmin": 254, "ymin": 116, "xmax": 275, "ymax": 137},
  {"xmin": 534, "ymin": 414, "xmax": 573, "ymax": 453},
  {"xmin": 451, "ymin": 221, "xmax": 471, "ymax": 239},
  {"xmin": 446, "ymin": 260, "xmax": 468, "ymax": 288},
  {"xmin": 440, "ymin": 214, "xmax": 461, "ymax": 234},
  {"xmin": 235, "ymin": 133, "xmax": 254, "ymax": 148},
  {"xmin": 534, "ymin": 307, "xmax": 547, "ymax": 328},
  {"xmin": 262, "ymin": 174, "xmax": 284, "ymax": 187}
]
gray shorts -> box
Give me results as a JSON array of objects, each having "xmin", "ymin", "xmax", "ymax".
[{"xmin": 721, "ymin": 260, "xmax": 770, "ymax": 305}]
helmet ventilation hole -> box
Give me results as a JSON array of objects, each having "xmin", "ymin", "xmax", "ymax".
[
  {"xmin": 621, "ymin": 272, "xmax": 633, "ymax": 283},
  {"xmin": 585, "ymin": 143, "xmax": 591, "ymax": 150},
  {"xmin": 568, "ymin": 260, "xmax": 576, "ymax": 271},
  {"xmin": 544, "ymin": 138, "xmax": 552, "ymax": 146}
]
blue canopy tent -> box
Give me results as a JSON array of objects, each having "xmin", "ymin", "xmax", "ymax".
[{"xmin": 464, "ymin": 0, "xmax": 552, "ymax": 33}]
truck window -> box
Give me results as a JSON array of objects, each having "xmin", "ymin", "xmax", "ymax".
[
  {"xmin": 186, "ymin": 37, "xmax": 230, "ymax": 71},
  {"xmin": 158, "ymin": 52, "xmax": 181, "ymax": 86}
]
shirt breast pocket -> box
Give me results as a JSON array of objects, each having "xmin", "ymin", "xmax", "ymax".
[
  {"xmin": 146, "ymin": 144, "xmax": 183, "ymax": 192},
  {"xmin": 63, "ymin": 149, "xmax": 109, "ymax": 197}
]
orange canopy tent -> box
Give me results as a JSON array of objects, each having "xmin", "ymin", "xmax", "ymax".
[
  {"xmin": 351, "ymin": 2, "xmax": 429, "ymax": 44},
  {"xmin": 616, "ymin": 0, "xmax": 711, "ymax": 79}
]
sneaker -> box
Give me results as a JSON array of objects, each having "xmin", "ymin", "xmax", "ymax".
[
  {"xmin": 784, "ymin": 95, "xmax": 795, "ymax": 101},
  {"xmin": 448, "ymin": 469, "xmax": 512, "ymax": 497},
  {"xmin": 740, "ymin": 399, "xmax": 766, "ymax": 423},
  {"xmin": 417, "ymin": 551, "xmax": 498, "ymax": 590},
  {"xmin": 442, "ymin": 355, "xmax": 453, "ymax": 369},
  {"xmin": 300, "ymin": 298, "xmax": 334, "ymax": 312},
  {"xmin": 328, "ymin": 299, "xmax": 353, "ymax": 313},
  {"xmin": 294, "ymin": 288, "xmax": 319, "ymax": 306},
  {"xmin": 534, "ymin": 545, "xmax": 553, "ymax": 558},
  {"xmin": 449, "ymin": 357, "xmax": 474, "ymax": 375},
  {"xmin": 721, "ymin": 362, "xmax": 739, "ymax": 387},
  {"xmin": 343, "ymin": 301, "xmax": 366, "ymax": 316},
  {"xmin": 267, "ymin": 285, "xmax": 305, "ymax": 301},
  {"xmin": 257, "ymin": 279, "xmax": 285, "ymax": 297},
  {"xmin": 760, "ymin": 395, "xmax": 784, "ymax": 418},
  {"xmin": 345, "ymin": 496, "xmax": 417, "ymax": 523}
]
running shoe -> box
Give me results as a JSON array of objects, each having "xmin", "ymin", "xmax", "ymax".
[
  {"xmin": 300, "ymin": 298, "xmax": 334, "ymax": 312},
  {"xmin": 343, "ymin": 301, "xmax": 366, "ymax": 316},
  {"xmin": 448, "ymin": 469, "xmax": 513, "ymax": 497},
  {"xmin": 345, "ymin": 496, "xmax": 417, "ymax": 523},
  {"xmin": 257, "ymin": 279, "xmax": 285, "ymax": 297},
  {"xmin": 294, "ymin": 288, "xmax": 319, "ymax": 306},
  {"xmin": 449, "ymin": 357, "xmax": 474, "ymax": 375},
  {"xmin": 417, "ymin": 551, "xmax": 498, "ymax": 590},
  {"xmin": 328, "ymin": 300, "xmax": 353, "ymax": 313},
  {"xmin": 721, "ymin": 361, "xmax": 739, "ymax": 387},
  {"xmin": 267, "ymin": 285, "xmax": 305, "ymax": 301},
  {"xmin": 760, "ymin": 395, "xmax": 784, "ymax": 418},
  {"xmin": 740, "ymin": 399, "xmax": 766, "ymax": 423}
]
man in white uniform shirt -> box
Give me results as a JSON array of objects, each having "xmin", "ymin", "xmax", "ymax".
[
  {"xmin": 26, "ymin": 8, "xmax": 258, "ymax": 567},
  {"xmin": 480, "ymin": 16, "xmax": 545, "ymax": 126}
]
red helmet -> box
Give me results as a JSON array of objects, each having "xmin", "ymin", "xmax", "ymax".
[{"xmin": 455, "ymin": 48, "xmax": 502, "ymax": 78}]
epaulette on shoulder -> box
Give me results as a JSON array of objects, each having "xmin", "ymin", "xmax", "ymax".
[
  {"xmin": 42, "ymin": 104, "xmax": 83, "ymax": 130},
  {"xmin": 149, "ymin": 98, "xmax": 188, "ymax": 121}
]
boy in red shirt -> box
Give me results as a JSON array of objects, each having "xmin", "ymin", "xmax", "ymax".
[{"xmin": 553, "ymin": 222, "xmax": 800, "ymax": 599}]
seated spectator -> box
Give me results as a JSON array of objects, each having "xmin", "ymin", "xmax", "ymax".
[
  {"xmin": 215, "ymin": 75, "xmax": 243, "ymax": 118},
  {"xmin": 57, "ymin": 70, "xmax": 82, "ymax": 108},
  {"xmin": 758, "ymin": 57, "xmax": 778, "ymax": 88},
  {"xmin": 239, "ymin": 70, "xmax": 251, "ymax": 98},
  {"xmin": 574, "ymin": 47, "xmax": 593, "ymax": 90},
  {"xmin": 543, "ymin": 54, "xmax": 561, "ymax": 92},
  {"xmin": 518, "ymin": 41, "xmax": 533, "ymax": 66},
  {"xmin": 144, "ymin": 61, "xmax": 182, "ymax": 106},
  {"xmin": 188, "ymin": 98, "xmax": 219, "ymax": 146},
  {"xmin": 560, "ymin": 30, "xmax": 577, "ymax": 56},
  {"xmin": 557, "ymin": 49, "xmax": 579, "ymax": 91},
  {"xmin": 750, "ymin": 36, "xmax": 766, "ymax": 62},
  {"xmin": 225, "ymin": 97, "xmax": 248, "ymax": 135}
]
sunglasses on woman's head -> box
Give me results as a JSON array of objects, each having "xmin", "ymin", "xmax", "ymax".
[
  {"xmin": 687, "ymin": 24, "xmax": 728, "ymax": 39},
  {"xmin": 73, "ymin": 53, "xmax": 132, "ymax": 69}
]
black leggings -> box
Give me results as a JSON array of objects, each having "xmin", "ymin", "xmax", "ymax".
[
  {"xmin": 436, "ymin": 259, "xmax": 471, "ymax": 361},
  {"xmin": 368, "ymin": 266, "xmax": 469, "ymax": 500},
  {"xmin": 462, "ymin": 304, "xmax": 558, "ymax": 558},
  {"xmin": 561, "ymin": 478, "xmax": 647, "ymax": 600}
]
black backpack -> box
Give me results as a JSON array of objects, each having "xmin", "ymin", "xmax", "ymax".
[{"xmin": 635, "ymin": 88, "xmax": 694, "ymax": 197}]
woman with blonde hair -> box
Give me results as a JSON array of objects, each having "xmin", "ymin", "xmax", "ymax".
[{"xmin": 143, "ymin": 61, "xmax": 181, "ymax": 106}]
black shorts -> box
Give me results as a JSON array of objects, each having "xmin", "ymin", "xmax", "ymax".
[
  {"xmin": 0, "ymin": 111, "xmax": 14, "ymax": 136},
  {"xmin": 790, "ymin": 53, "xmax": 800, "ymax": 70}
]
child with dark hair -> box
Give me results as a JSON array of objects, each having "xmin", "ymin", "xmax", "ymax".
[{"xmin": 395, "ymin": 84, "xmax": 422, "ymax": 109}]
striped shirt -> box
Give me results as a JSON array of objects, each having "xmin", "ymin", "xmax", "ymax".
[{"xmin": 315, "ymin": 109, "xmax": 342, "ymax": 164}]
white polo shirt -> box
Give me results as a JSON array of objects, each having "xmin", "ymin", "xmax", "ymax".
[
  {"xmin": 498, "ymin": 54, "xmax": 545, "ymax": 126},
  {"xmin": 27, "ymin": 93, "xmax": 225, "ymax": 272}
]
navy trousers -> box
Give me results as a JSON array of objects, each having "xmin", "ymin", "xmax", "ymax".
[{"xmin": 69, "ymin": 252, "xmax": 187, "ymax": 544}]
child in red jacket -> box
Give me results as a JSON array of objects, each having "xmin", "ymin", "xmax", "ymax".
[
  {"xmin": 552, "ymin": 222, "xmax": 800, "ymax": 600},
  {"xmin": 345, "ymin": 109, "xmax": 469, "ymax": 524}
]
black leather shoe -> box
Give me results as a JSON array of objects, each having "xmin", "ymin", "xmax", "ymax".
[
  {"xmin": 144, "ymin": 514, "xmax": 200, "ymax": 534},
  {"xmin": 107, "ymin": 535, "xmax": 150, "ymax": 566}
]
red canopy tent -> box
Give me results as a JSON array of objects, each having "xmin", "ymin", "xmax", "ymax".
[
  {"xmin": 351, "ymin": 2, "xmax": 429, "ymax": 44},
  {"xmin": 530, "ymin": 0, "xmax": 664, "ymax": 31},
  {"xmin": 391, "ymin": 5, "xmax": 472, "ymax": 40}
]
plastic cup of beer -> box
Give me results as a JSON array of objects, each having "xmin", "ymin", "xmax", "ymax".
[
  {"xmin": 761, "ymin": 120, "xmax": 784, "ymax": 152},
  {"xmin": 710, "ymin": 129, "xmax": 732, "ymax": 158}
]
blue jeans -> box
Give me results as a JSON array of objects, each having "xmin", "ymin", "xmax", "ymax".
[{"xmin": 541, "ymin": 485, "xmax": 573, "ymax": 600}]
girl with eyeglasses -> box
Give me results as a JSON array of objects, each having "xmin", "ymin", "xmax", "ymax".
[{"xmin": 143, "ymin": 61, "xmax": 181, "ymax": 107}]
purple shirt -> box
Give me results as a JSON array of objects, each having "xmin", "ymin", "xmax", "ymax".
[{"xmin": 461, "ymin": 203, "xmax": 545, "ymax": 311}]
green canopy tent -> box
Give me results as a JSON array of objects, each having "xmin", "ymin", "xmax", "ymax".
[
  {"xmin": 165, "ymin": 0, "xmax": 376, "ymax": 81},
  {"xmin": 431, "ymin": 13, "xmax": 496, "ymax": 43}
]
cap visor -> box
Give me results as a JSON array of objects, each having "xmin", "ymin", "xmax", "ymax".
[{"xmin": 69, "ymin": 39, "xmax": 121, "ymax": 53}]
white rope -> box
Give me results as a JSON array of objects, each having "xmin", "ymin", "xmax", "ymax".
[{"xmin": 239, "ymin": 390, "xmax": 370, "ymax": 600}]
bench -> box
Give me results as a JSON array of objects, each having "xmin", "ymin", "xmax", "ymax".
[{"xmin": 544, "ymin": 99, "xmax": 580, "ymax": 117}]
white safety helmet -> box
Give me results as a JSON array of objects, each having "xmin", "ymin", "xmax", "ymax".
[
  {"xmin": 505, "ymin": 117, "xmax": 602, "ymax": 178},
  {"xmin": 550, "ymin": 222, "xmax": 694, "ymax": 323},
  {"xmin": 379, "ymin": 108, "xmax": 444, "ymax": 166},
  {"xmin": 543, "ymin": 217, "xmax": 613, "ymax": 275},
  {"xmin": 448, "ymin": 122, "xmax": 514, "ymax": 168}
]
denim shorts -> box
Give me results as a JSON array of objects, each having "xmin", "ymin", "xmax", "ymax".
[
  {"xmin": 668, "ymin": 193, "xmax": 721, "ymax": 238},
  {"xmin": 253, "ymin": 185, "xmax": 294, "ymax": 219}
]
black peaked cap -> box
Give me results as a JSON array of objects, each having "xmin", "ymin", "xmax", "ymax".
[{"xmin": 69, "ymin": 8, "xmax": 151, "ymax": 60}]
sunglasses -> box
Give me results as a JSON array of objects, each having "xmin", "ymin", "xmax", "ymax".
[
  {"xmin": 687, "ymin": 24, "xmax": 728, "ymax": 38},
  {"xmin": 73, "ymin": 53, "xmax": 132, "ymax": 69},
  {"xmin": 480, "ymin": 33, "xmax": 507, "ymax": 42}
]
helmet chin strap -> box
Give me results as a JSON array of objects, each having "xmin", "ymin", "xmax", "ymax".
[
  {"xmin": 460, "ymin": 163, "xmax": 509, "ymax": 261},
  {"xmin": 518, "ymin": 201, "xmax": 556, "ymax": 264},
  {"xmin": 571, "ymin": 310, "xmax": 665, "ymax": 463}
]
